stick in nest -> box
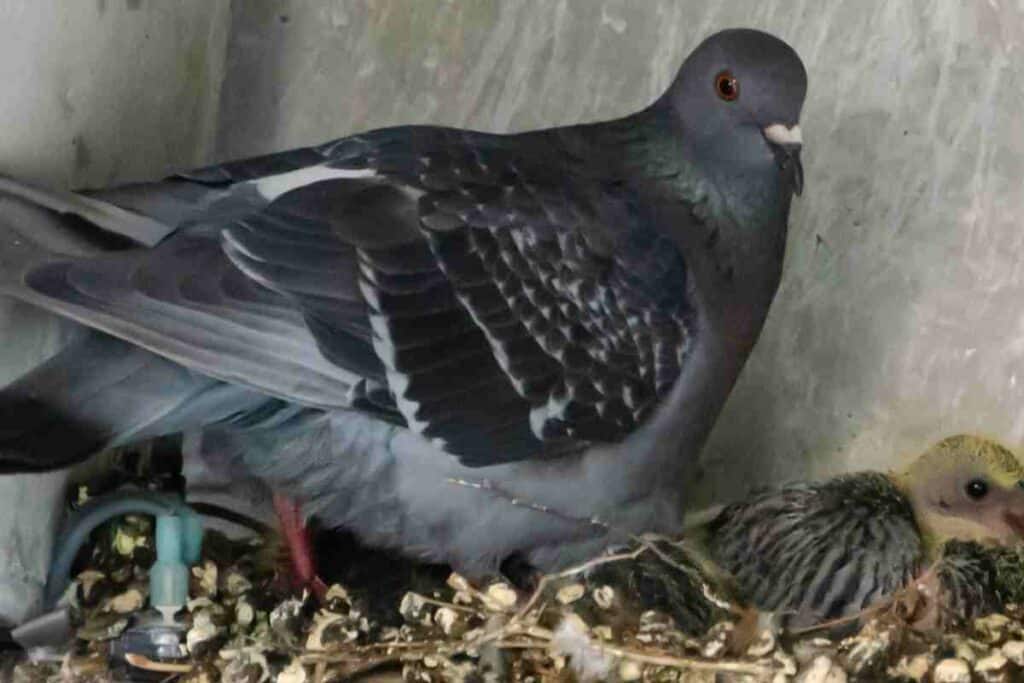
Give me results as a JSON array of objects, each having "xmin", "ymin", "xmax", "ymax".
[
  {"xmin": 123, "ymin": 653, "xmax": 193, "ymax": 674},
  {"xmin": 446, "ymin": 476, "xmax": 740, "ymax": 614},
  {"xmin": 438, "ymin": 479, "xmax": 774, "ymax": 676},
  {"xmin": 787, "ymin": 564, "xmax": 940, "ymax": 637},
  {"xmin": 301, "ymin": 624, "xmax": 774, "ymax": 677},
  {"xmin": 445, "ymin": 477, "xmax": 612, "ymax": 530}
]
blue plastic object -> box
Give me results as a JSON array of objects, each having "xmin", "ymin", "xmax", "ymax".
[
  {"xmin": 150, "ymin": 515, "xmax": 190, "ymax": 623},
  {"xmin": 182, "ymin": 510, "xmax": 203, "ymax": 565},
  {"xmin": 44, "ymin": 490, "xmax": 204, "ymax": 614}
]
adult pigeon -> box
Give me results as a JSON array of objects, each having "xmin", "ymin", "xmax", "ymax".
[{"xmin": 0, "ymin": 29, "xmax": 807, "ymax": 578}]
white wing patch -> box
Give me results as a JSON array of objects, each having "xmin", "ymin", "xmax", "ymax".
[{"xmin": 253, "ymin": 165, "xmax": 377, "ymax": 201}]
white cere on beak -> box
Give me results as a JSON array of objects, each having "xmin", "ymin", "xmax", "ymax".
[{"xmin": 762, "ymin": 124, "xmax": 802, "ymax": 147}]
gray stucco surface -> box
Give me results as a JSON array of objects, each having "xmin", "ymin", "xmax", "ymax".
[
  {"xmin": 2, "ymin": 0, "xmax": 1023, "ymax": 620},
  {"xmin": 0, "ymin": 0, "xmax": 230, "ymax": 625}
]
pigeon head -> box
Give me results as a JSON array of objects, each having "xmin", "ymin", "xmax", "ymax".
[
  {"xmin": 664, "ymin": 28, "xmax": 807, "ymax": 194},
  {"xmin": 898, "ymin": 434, "xmax": 1024, "ymax": 550}
]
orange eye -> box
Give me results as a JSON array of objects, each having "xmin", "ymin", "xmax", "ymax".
[{"xmin": 715, "ymin": 71, "xmax": 739, "ymax": 101}]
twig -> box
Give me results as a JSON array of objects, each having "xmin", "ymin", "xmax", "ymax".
[
  {"xmin": 124, "ymin": 653, "xmax": 192, "ymax": 674},
  {"xmin": 637, "ymin": 534, "xmax": 739, "ymax": 613},
  {"xmin": 590, "ymin": 641, "xmax": 774, "ymax": 676},
  {"xmin": 789, "ymin": 607, "xmax": 872, "ymax": 636},
  {"xmin": 299, "ymin": 637, "xmax": 549, "ymax": 664},
  {"xmin": 786, "ymin": 585, "xmax": 907, "ymax": 636},
  {"xmin": 300, "ymin": 625, "xmax": 773, "ymax": 677},
  {"xmin": 446, "ymin": 479, "xmax": 734, "ymax": 600},
  {"xmin": 446, "ymin": 477, "xmax": 612, "ymax": 530},
  {"xmin": 439, "ymin": 477, "xmax": 776, "ymax": 676},
  {"xmin": 447, "ymin": 477, "xmax": 742, "ymax": 621},
  {"xmin": 407, "ymin": 592, "xmax": 482, "ymax": 615},
  {"xmin": 503, "ymin": 616, "xmax": 773, "ymax": 676},
  {"xmin": 505, "ymin": 546, "xmax": 649, "ymax": 631},
  {"xmin": 303, "ymin": 638, "xmax": 462, "ymax": 656},
  {"xmin": 786, "ymin": 554, "xmax": 960, "ymax": 638}
]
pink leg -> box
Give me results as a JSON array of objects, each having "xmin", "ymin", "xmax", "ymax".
[{"xmin": 272, "ymin": 493, "xmax": 328, "ymax": 601}]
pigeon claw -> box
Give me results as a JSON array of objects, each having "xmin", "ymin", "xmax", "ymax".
[{"xmin": 272, "ymin": 493, "xmax": 328, "ymax": 602}]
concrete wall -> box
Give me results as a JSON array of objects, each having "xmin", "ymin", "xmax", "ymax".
[
  {"xmin": 3, "ymin": 1, "xmax": 1024, "ymax": 619},
  {"xmin": 0, "ymin": 0, "xmax": 231, "ymax": 625},
  {"xmin": 214, "ymin": 1, "xmax": 1024, "ymax": 504}
]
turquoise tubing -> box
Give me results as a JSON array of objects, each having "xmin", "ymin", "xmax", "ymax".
[{"xmin": 43, "ymin": 490, "xmax": 202, "ymax": 610}]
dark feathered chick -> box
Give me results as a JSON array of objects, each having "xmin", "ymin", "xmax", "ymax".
[
  {"xmin": 319, "ymin": 434, "xmax": 1017, "ymax": 641},
  {"xmin": 557, "ymin": 436, "xmax": 1024, "ymax": 638},
  {"xmin": 705, "ymin": 434, "xmax": 1024, "ymax": 631},
  {"xmin": 924, "ymin": 539, "xmax": 1000, "ymax": 629}
]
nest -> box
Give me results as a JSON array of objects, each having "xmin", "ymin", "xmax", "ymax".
[
  {"xmin": 5, "ymin": 450, "xmax": 1024, "ymax": 683},
  {"xmin": 6, "ymin": 510, "xmax": 1024, "ymax": 683}
]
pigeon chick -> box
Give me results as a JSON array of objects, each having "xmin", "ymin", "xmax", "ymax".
[
  {"xmin": 572, "ymin": 435, "xmax": 1023, "ymax": 638},
  {"xmin": 0, "ymin": 29, "xmax": 807, "ymax": 580},
  {"xmin": 706, "ymin": 434, "xmax": 1024, "ymax": 631}
]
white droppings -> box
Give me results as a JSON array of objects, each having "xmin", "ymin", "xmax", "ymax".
[
  {"xmin": 600, "ymin": 7, "xmax": 627, "ymax": 34},
  {"xmin": 1002, "ymin": 640, "xmax": 1024, "ymax": 665},
  {"xmin": 932, "ymin": 658, "xmax": 971, "ymax": 683},
  {"xmin": 327, "ymin": 4, "xmax": 349, "ymax": 28},
  {"xmin": 798, "ymin": 655, "xmax": 847, "ymax": 683},
  {"xmin": 253, "ymin": 165, "xmax": 376, "ymax": 201},
  {"xmin": 551, "ymin": 614, "xmax": 614, "ymax": 682},
  {"xmin": 356, "ymin": 61, "xmax": 376, "ymax": 78}
]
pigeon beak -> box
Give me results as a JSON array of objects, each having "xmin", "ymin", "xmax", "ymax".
[
  {"xmin": 763, "ymin": 124, "xmax": 804, "ymax": 196},
  {"xmin": 1002, "ymin": 508, "xmax": 1024, "ymax": 541},
  {"xmin": 1001, "ymin": 481, "xmax": 1024, "ymax": 539}
]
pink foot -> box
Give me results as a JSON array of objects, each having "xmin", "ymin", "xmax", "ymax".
[{"xmin": 272, "ymin": 493, "xmax": 328, "ymax": 601}]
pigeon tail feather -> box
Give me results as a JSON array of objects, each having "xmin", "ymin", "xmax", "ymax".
[{"xmin": 0, "ymin": 330, "xmax": 276, "ymax": 472}]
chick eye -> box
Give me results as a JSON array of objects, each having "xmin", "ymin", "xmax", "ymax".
[
  {"xmin": 715, "ymin": 71, "xmax": 739, "ymax": 101},
  {"xmin": 965, "ymin": 479, "xmax": 989, "ymax": 500}
]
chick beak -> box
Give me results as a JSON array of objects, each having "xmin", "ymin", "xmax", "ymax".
[
  {"xmin": 1004, "ymin": 482, "xmax": 1024, "ymax": 538},
  {"xmin": 1004, "ymin": 509, "xmax": 1024, "ymax": 539},
  {"xmin": 763, "ymin": 123, "xmax": 804, "ymax": 196}
]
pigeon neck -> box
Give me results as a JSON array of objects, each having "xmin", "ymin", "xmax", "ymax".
[
  {"xmin": 559, "ymin": 105, "xmax": 682, "ymax": 179},
  {"xmin": 616, "ymin": 189, "xmax": 786, "ymax": 483},
  {"xmin": 623, "ymin": 329, "xmax": 749, "ymax": 481}
]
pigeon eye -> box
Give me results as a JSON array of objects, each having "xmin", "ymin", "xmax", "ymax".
[
  {"xmin": 715, "ymin": 71, "xmax": 739, "ymax": 101},
  {"xmin": 965, "ymin": 479, "xmax": 989, "ymax": 500}
]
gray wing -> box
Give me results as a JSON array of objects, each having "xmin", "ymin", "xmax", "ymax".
[
  {"xmin": 20, "ymin": 229, "xmax": 363, "ymax": 409},
  {"xmin": 9, "ymin": 126, "xmax": 694, "ymax": 466},
  {"xmin": 706, "ymin": 472, "xmax": 923, "ymax": 628},
  {"xmin": 0, "ymin": 330, "xmax": 286, "ymax": 472}
]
